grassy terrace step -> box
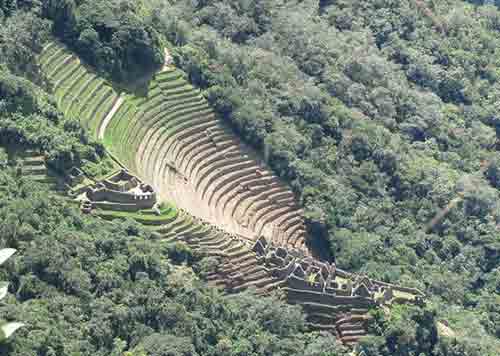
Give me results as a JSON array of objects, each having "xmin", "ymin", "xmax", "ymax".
[
  {"xmin": 232, "ymin": 276, "xmax": 276, "ymax": 292},
  {"xmin": 106, "ymin": 96, "xmax": 144, "ymax": 161},
  {"xmin": 139, "ymin": 109, "xmax": 214, "ymax": 167},
  {"xmin": 136, "ymin": 90, "xmax": 206, "ymax": 128},
  {"xmin": 197, "ymin": 237, "xmax": 233, "ymax": 250},
  {"xmin": 39, "ymin": 43, "xmax": 59, "ymax": 65},
  {"xmin": 154, "ymin": 218, "xmax": 188, "ymax": 235},
  {"xmin": 193, "ymin": 232, "xmax": 230, "ymax": 244},
  {"xmin": 162, "ymin": 219, "xmax": 196, "ymax": 238},
  {"xmin": 158, "ymin": 78, "xmax": 188, "ymax": 91},
  {"xmin": 29, "ymin": 176, "xmax": 57, "ymax": 184},
  {"xmin": 133, "ymin": 107, "xmax": 213, "ymax": 165},
  {"xmin": 41, "ymin": 48, "xmax": 68, "ymax": 74},
  {"xmin": 48, "ymin": 55, "xmax": 74, "ymax": 79},
  {"xmin": 95, "ymin": 206, "xmax": 177, "ymax": 225},
  {"xmin": 103, "ymin": 101, "xmax": 132, "ymax": 152},
  {"xmin": 109, "ymin": 76, "xmax": 203, "ymax": 164},
  {"xmin": 22, "ymin": 166, "xmax": 47, "ymax": 175},
  {"xmin": 53, "ymin": 59, "xmax": 81, "ymax": 91},
  {"xmin": 80, "ymin": 85, "xmax": 113, "ymax": 126},
  {"xmin": 73, "ymin": 79, "xmax": 105, "ymax": 116},
  {"xmin": 57, "ymin": 67, "xmax": 87, "ymax": 108},
  {"xmin": 21, "ymin": 157, "xmax": 44, "ymax": 165},
  {"xmin": 62, "ymin": 74, "xmax": 94, "ymax": 116},
  {"xmin": 39, "ymin": 44, "xmax": 118, "ymax": 141},
  {"xmin": 305, "ymin": 323, "xmax": 337, "ymax": 331},
  {"xmin": 156, "ymin": 70, "xmax": 183, "ymax": 82},
  {"xmin": 301, "ymin": 302, "xmax": 352, "ymax": 314}
]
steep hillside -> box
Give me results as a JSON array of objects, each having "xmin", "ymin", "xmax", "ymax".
[
  {"xmin": 1, "ymin": 1, "xmax": 499, "ymax": 355},
  {"xmin": 41, "ymin": 42, "xmax": 310, "ymax": 254},
  {"xmin": 39, "ymin": 42, "xmax": 425, "ymax": 348},
  {"xmin": 150, "ymin": 1, "xmax": 500, "ymax": 354}
]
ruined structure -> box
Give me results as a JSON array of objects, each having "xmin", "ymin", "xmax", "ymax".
[
  {"xmin": 182, "ymin": 233, "xmax": 425, "ymax": 345},
  {"xmin": 38, "ymin": 42, "xmax": 426, "ymax": 347},
  {"xmin": 77, "ymin": 169, "xmax": 156, "ymax": 213}
]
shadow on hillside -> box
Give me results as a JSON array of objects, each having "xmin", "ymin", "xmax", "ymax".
[
  {"xmin": 111, "ymin": 68, "xmax": 157, "ymax": 97},
  {"xmin": 307, "ymin": 223, "xmax": 334, "ymax": 262}
]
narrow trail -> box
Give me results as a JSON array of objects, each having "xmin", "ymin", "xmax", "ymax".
[{"xmin": 98, "ymin": 95, "xmax": 124, "ymax": 140}]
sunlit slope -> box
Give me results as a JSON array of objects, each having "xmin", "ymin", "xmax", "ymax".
[
  {"xmin": 40, "ymin": 42, "xmax": 118, "ymax": 139},
  {"xmin": 40, "ymin": 43, "xmax": 309, "ymax": 253},
  {"xmin": 106, "ymin": 68, "xmax": 309, "ymax": 252}
]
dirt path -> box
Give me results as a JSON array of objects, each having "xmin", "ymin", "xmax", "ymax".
[{"xmin": 98, "ymin": 95, "xmax": 124, "ymax": 140}]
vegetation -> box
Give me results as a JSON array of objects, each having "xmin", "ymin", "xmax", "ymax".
[
  {"xmin": 0, "ymin": 169, "xmax": 348, "ymax": 356},
  {"xmin": 42, "ymin": 0, "xmax": 163, "ymax": 81},
  {"xmin": 0, "ymin": 0, "xmax": 499, "ymax": 355},
  {"xmin": 147, "ymin": 0, "xmax": 500, "ymax": 354},
  {"xmin": 0, "ymin": 5, "xmax": 104, "ymax": 172}
]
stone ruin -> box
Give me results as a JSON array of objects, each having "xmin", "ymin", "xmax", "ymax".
[
  {"xmin": 252, "ymin": 236, "xmax": 424, "ymax": 306},
  {"xmin": 78, "ymin": 169, "xmax": 157, "ymax": 213},
  {"xmin": 248, "ymin": 236, "xmax": 425, "ymax": 344}
]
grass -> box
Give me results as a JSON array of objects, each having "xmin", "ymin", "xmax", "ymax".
[
  {"xmin": 161, "ymin": 86, "xmax": 197, "ymax": 98},
  {"xmin": 103, "ymin": 98, "xmax": 146, "ymax": 170},
  {"xmin": 41, "ymin": 48, "xmax": 67, "ymax": 73},
  {"xmin": 67, "ymin": 77, "xmax": 100, "ymax": 119},
  {"xmin": 133, "ymin": 97, "xmax": 209, "ymax": 142},
  {"xmin": 96, "ymin": 205, "xmax": 178, "ymax": 224},
  {"xmin": 156, "ymin": 113, "xmax": 213, "ymax": 158},
  {"xmin": 75, "ymin": 80, "xmax": 106, "ymax": 121},
  {"xmin": 118, "ymin": 76, "xmax": 209, "ymax": 173},
  {"xmin": 64, "ymin": 75, "xmax": 95, "ymax": 117},
  {"xmin": 105, "ymin": 81, "xmax": 206, "ymax": 176},
  {"xmin": 141, "ymin": 115, "xmax": 213, "ymax": 178},
  {"xmin": 56, "ymin": 66, "xmax": 87, "ymax": 108},
  {"xmin": 155, "ymin": 69, "xmax": 183, "ymax": 83},
  {"xmin": 39, "ymin": 43, "xmax": 59, "ymax": 65},
  {"xmin": 109, "ymin": 96, "xmax": 147, "ymax": 169},
  {"xmin": 103, "ymin": 102, "xmax": 131, "ymax": 149},
  {"xmin": 110, "ymin": 106, "xmax": 137, "ymax": 167},
  {"xmin": 48, "ymin": 54, "xmax": 73, "ymax": 79},
  {"xmin": 38, "ymin": 44, "xmax": 119, "ymax": 140},
  {"xmin": 132, "ymin": 106, "xmax": 210, "ymax": 168},
  {"xmin": 53, "ymin": 59, "xmax": 81, "ymax": 91},
  {"xmin": 144, "ymin": 91, "xmax": 203, "ymax": 120},
  {"xmin": 107, "ymin": 83, "xmax": 159, "ymax": 164},
  {"xmin": 158, "ymin": 78, "xmax": 188, "ymax": 91}
]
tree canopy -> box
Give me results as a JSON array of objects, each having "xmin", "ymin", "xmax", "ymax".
[{"xmin": 0, "ymin": 0, "xmax": 499, "ymax": 355}]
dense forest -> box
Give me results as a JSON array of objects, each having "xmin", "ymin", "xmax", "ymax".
[{"xmin": 0, "ymin": 0, "xmax": 499, "ymax": 355}]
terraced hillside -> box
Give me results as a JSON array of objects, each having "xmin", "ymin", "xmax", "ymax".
[
  {"xmin": 73, "ymin": 168, "xmax": 423, "ymax": 346},
  {"xmin": 3, "ymin": 147, "xmax": 61, "ymax": 188},
  {"xmin": 38, "ymin": 43, "xmax": 425, "ymax": 346},
  {"xmin": 40, "ymin": 41, "xmax": 307, "ymax": 252},
  {"xmin": 129, "ymin": 70, "xmax": 305, "ymax": 251},
  {"xmin": 39, "ymin": 42, "xmax": 119, "ymax": 139}
]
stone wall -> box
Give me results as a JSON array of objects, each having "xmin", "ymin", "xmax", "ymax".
[
  {"xmin": 81, "ymin": 170, "xmax": 157, "ymax": 211},
  {"xmin": 252, "ymin": 236, "xmax": 424, "ymax": 307},
  {"xmin": 88, "ymin": 187, "xmax": 156, "ymax": 207},
  {"xmin": 92, "ymin": 201, "xmax": 151, "ymax": 212}
]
